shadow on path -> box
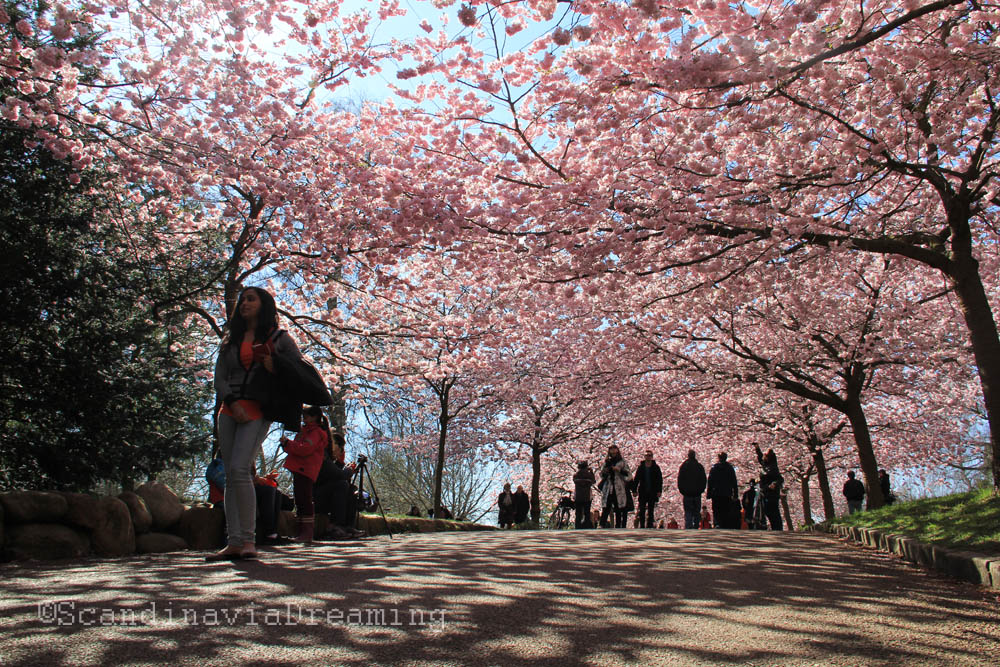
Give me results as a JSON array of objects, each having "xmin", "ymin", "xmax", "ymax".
[{"xmin": 1, "ymin": 530, "xmax": 998, "ymax": 666}]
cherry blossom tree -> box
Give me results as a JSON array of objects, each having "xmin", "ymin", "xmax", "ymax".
[
  {"xmin": 488, "ymin": 348, "xmax": 631, "ymax": 524},
  {"xmin": 692, "ymin": 388, "xmax": 853, "ymax": 523},
  {"xmin": 383, "ymin": 0, "xmax": 1000, "ymax": 492},
  {"xmin": 611, "ymin": 248, "xmax": 975, "ymax": 507},
  {"xmin": 326, "ymin": 253, "xmax": 519, "ymax": 516},
  {"xmin": 7, "ymin": 0, "xmax": 997, "ymax": 505}
]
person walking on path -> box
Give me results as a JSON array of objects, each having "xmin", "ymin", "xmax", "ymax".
[
  {"xmin": 677, "ymin": 450, "xmax": 707, "ymax": 529},
  {"xmin": 497, "ymin": 483, "xmax": 516, "ymax": 528},
  {"xmin": 573, "ymin": 461, "xmax": 596, "ymax": 529},
  {"xmin": 633, "ymin": 450, "xmax": 663, "ymax": 529},
  {"xmin": 513, "ymin": 485, "xmax": 532, "ymax": 524},
  {"xmin": 600, "ymin": 445, "xmax": 633, "ymax": 528},
  {"xmin": 209, "ymin": 287, "xmax": 305, "ymax": 562},
  {"xmin": 707, "ymin": 452, "xmax": 739, "ymax": 529},
  {"xmin": 843, "ymin": 471, "xmax": 866, "ymax": 515},
  {"xmin": 279, "ymin": 405, "xmax": 330, "ymax": 544},
  {"xmin": 755, "ymin": 444, "xmax": 785, "ymax": 531}
]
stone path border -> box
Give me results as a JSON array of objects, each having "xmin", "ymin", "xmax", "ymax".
[{"xmin": 820, "ymin": 523, "xmax": 1000, "ymax": 590}]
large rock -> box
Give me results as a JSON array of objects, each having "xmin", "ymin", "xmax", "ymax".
[
  {"xmin": 136, "ymin": 532, "xmax": 188, "ymax": 554},
  {"xmin": 92, "ymin": 497, "xmax": 136, "ymax": 557},
  {"xmin": 118, "ymin": 491, "xmax": 153, "ymax": 534},
  {"xmin": 176, "ymin": 506, "xmax": 225, "ymax": 550},
  {"xmin": 135, "ymin": 482, "xmax": 184, "ymax": 530},
  {"xmin": 62, "ymin": 492, "xmax": 102, "ymax": 530},
  {"xmin": 4, "ymin": 523, "xmax": 90, "ymax": 560},
  {"xmin": 0, "ymin": 491, "xmax": 68, "ymax": 523}
]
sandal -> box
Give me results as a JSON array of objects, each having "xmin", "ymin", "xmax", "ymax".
[{"xmin": 205, "ymin": 549, "xmax": 241, "ymax": 562}]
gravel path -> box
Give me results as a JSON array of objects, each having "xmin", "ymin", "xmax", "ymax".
[{"xmin": 1, "ymin": 530, "xmax": 998, "ymax": 666}]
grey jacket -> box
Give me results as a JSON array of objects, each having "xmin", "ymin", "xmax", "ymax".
[{"xmin": 214, "ymin": 330, "xmax": 304, "ymax": 407}]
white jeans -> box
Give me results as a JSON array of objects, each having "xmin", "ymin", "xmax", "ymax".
[{"xmin": 217, "ymin": 415, "xmax": 271, "ymax": 546}]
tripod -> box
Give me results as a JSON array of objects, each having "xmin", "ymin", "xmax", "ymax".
[{"xmin": 352, "ymin": 456, "xmax": 392, "ymax": 539}]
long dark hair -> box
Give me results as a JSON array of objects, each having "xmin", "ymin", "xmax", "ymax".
[
  {"xmin": 224, "ymin": 287, "xmax": 278, "ymax": 348},
  {"xmin": 303, "ymin": 405, "xmax": 333, "ymax": 454}
]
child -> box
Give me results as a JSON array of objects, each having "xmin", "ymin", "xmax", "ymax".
[{"xmin": 279, "ymin": 405, "xmax": 330, "ymax": 543}]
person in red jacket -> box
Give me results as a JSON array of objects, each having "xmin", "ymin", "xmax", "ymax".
[{"xmin": 279, "ymin": 405, "xmax": 330, "ymax": 544}]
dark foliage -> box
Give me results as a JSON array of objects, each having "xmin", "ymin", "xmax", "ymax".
[{"xmin": 0, "ymin": 108, "xmax": 213, "ymax": 492}]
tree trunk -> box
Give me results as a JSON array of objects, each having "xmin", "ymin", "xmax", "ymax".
[
  {"xmin": 844, "ymin": 398, "xmax": 885, "ymax": 509},
  {"xmin": 326, "ymin": 265, "xmax": 348, "ymax": 437},
  {"xmin": 329, "ymin": 380, "xmax": 348, "ymax": 436},
  {"xmin": 531, "ymin": 442, "xmax": 542, "ymax": 524},
  {"xmin": 949, "ymin": 252, "xmax": 1000, "ymax": 492},
  {"xmin": 800, "ymin": 475, "xmax": 813, "ymax": 526},
  {"xmin": 770, "ymin": 372, "xmax": 883, "ymax": 507},
  {"xmin": 810, "ymin": 442, "xmax": 837, "ymax": 521},
  {"xmin": 433, "ymin": 386, "xmax": 450, "ymax": 517}
]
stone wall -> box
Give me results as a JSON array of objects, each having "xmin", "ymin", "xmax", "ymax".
[
  {"xmin": 0, "ymin": 483, "xmax": 225, "ymax": 562},
  {"xmin": 1, "ymin": 484, "xmax": 497, "ymax": 562}
]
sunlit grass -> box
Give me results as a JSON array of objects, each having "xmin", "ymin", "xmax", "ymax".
[{"xmin": 829, "ymin": 488, "xmax": 1000, "ymax": 555}]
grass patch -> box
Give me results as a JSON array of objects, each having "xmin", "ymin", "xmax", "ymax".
[{"xmin": 828, "ymin": 488, "xmax": 1000, "ymax": 555}]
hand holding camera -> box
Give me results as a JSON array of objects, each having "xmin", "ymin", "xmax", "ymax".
[{"xmin": 252, "ymin": 343, "xmax": 275, "ymax": 372}]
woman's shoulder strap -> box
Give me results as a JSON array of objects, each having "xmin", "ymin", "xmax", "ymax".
[{"xmin": 268, "ymin": 328, "xmax": 285, "ymax": 342}]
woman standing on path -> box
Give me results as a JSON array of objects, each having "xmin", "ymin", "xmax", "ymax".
[
  {"xmin": 599, "ymin": 445, "xmax": 633, "ymax": 528},
  {"xmin": 755, "ymin": 443, "xmax": 785, "ymax": 531},
  {"xmin": 497, "ymin": 483, "xmax": 515, "ymax": 528},
  {"xmin": 208, "ymin": 287, "xmax": 304, "ymax": 561}
]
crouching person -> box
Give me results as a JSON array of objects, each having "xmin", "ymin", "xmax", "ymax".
[{"xmin": 314, "ymin": 432, "xmax": 364, "ymax": 539}]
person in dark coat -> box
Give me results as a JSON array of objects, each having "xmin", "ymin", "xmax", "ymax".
[
  {"xmin": 633, "ymin": 450, "xmax": 663, "ymax": 528},
  {"xmin": 755, "ymin": 443, "xmax": 784, "ymax": 530},
  {"xmin": 707, "ymin": 452, "xmax": 739, "ymax": 529},
  {"xmin": 879, "ymin": 469, "xmax": 894, "ymax": 504},
  {"xmin": 313, "ymin": 432, "xmax": 362, "ymax": 540},
  {"xmin": 573, "ymin": 461, "xmax": 596, "ymax": 528},
  {"xmin": 497, "ymin": 483, "xmax": 516, "ymax": 528},
  {"xmin": 513, "ymin": 485, "xmax": 531, "ymax": 524},
  {"xmin": 843, "ymin": 471, "xmax": 866, "ymax": 514},
  {"xmin": 677, "ymin": 449, "xmax": 707, "ymax": 529},
  {"xmin": 741, "ymin": 479, "xmax": 758, "ymax": 529}
]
